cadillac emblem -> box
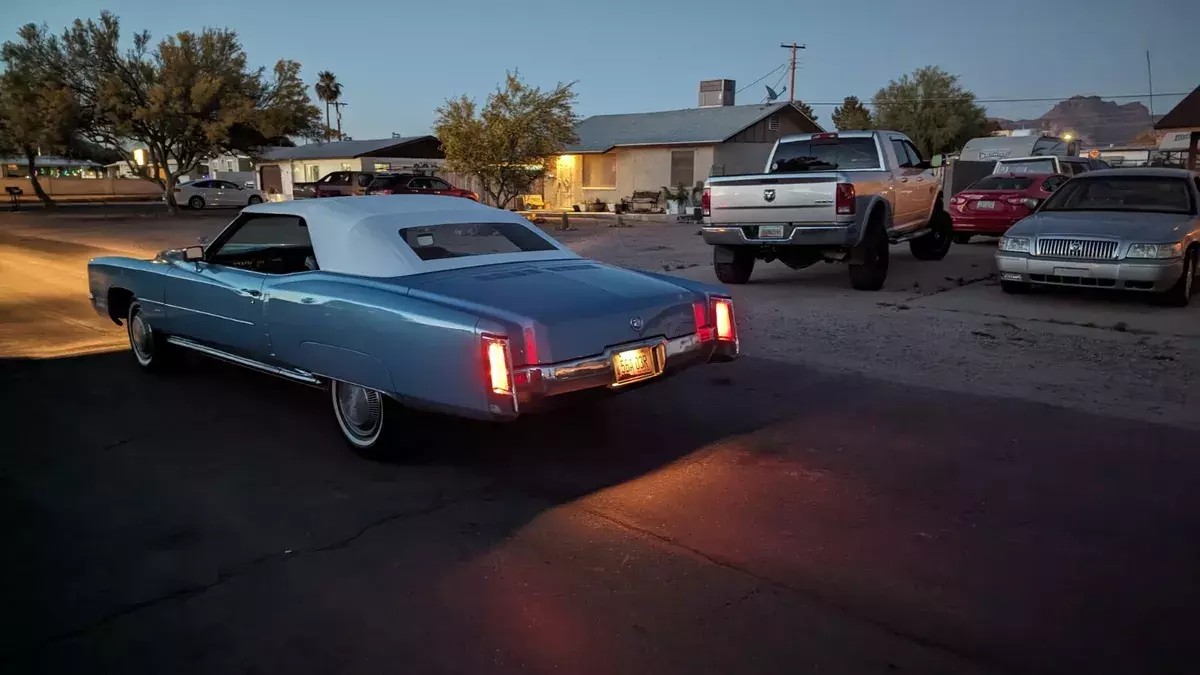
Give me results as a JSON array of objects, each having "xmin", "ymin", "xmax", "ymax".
[
  {"xmin": 763, "ymin": 189, "xmax": 776, "ymax": 202},
  {"xmin": 630, "ymin": 316, "xmax": 645, "ymax": 332}
]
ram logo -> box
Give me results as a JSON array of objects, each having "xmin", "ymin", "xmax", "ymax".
[{"xmin": 763, "ymin": 189, "xmax": 776, "ymax": 202}]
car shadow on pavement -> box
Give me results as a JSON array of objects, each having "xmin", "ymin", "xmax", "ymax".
[{"xmin": 0, "ymin": 348, "xmax": 792, "ymax": 672}]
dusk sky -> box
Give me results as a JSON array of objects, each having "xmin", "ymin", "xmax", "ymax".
[{"xmin": 5, "ymin": 0, "xmax": 1198, "ymax": 139}]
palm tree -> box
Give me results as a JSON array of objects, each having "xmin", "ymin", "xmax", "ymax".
[{"xmin": 314, "ymin": 71, "xmax": 343, "ymax": 142}]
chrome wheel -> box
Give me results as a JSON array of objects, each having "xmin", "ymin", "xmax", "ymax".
[
  {"xmin": 128, "ymin": 304, "xmax": 154, "ymax": 366},
  {"xmin": 331, "ymin": 380, "xmax": 384, "ymax": 448}
]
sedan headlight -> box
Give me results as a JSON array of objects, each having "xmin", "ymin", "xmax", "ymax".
[
  {"xmin": 998, "ymin": 236, "xmax": 1031, "ymax": 253},
  {"xmin": 1126, "ymin": 242, "xmax": 1183, "ymax": 259}
]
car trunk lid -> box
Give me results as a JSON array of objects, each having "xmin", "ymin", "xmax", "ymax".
[{"xmin": 405, "ymin": 261, "xmax": 698, "ymax": 364}]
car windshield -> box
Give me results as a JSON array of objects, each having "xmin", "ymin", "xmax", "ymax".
[
  {"xmin": 398, "ymin": 222, "xmax": 557, "ymax": 261},
  {"xmin": 995, "ymin": 159, "xmax": 1056, "ymax": 174},
  {"xmin": 970, "ymin": 176, "xmax": 1034, "ymax": 191},
  {"xmin": 1039, "ymin": 176, "xmax": 1194, "ymax": 214},
  {"xmin": 769, "ymin": 137, "xmax": 881, "ymax": 173}
]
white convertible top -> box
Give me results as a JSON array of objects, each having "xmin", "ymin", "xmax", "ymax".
[{"xmin": 242, "ymin": 195, "xmax": 578, "ymax": 278}]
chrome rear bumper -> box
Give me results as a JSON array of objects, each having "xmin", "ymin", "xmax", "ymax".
[{"xmin": 511, "ymin": 333, "xmax": 737, "ymax": 409}]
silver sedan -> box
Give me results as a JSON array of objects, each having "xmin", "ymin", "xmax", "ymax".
[
  {"xmin": 174, "ymin": 179, "xmax": 266, "ymax": 209},
  {"xmin": 995, "ymin": 168, "xmax": 1200, "ymax": 306}
]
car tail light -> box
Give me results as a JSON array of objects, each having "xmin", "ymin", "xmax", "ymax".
[
  {"xmin": 835, "ymin": 183, "xmax": 856, "ymax": 215},
  {"xmin": 482, "ymin": 335, "xmax": 512, "ymax": 396},
  {"xmin": 1005, "ymin": 197, "xmax": 1028, "ymax": 206},
  {"xmin": 950, "ymin": 196, "xmax": 966, "ymax": 205},
  {"xmin": 174, "ymin": 188, "xmax": 183, "ymax": 193},
  {"xmin": 693, "ymin": 300, "xmax": 714, "ymax": 342},
  {"xmin": 713, "ymin": 298, "xmax": 736, "ymax": 342},
  {"xmin": 701, "ymin": 187, "xmax": 711, "ymax": 216},
  {"xmin": 467, "ymin": 191, "xmax": 479, "ymax": 202},
  {"xmin": 376, "ymin": 189, "xmax": 393, "ymax": 195}
]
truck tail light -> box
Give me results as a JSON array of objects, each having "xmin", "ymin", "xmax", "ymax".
[
  {"xmin": 812, "ymin": 132, "xmax": 838, "ymax": 140},
  {"xmin": 693, "ymin": 300, "xmax": 714, "ymax": 342},
  {"xmin": 701, "ymin": 187, "xmax": 711, "ymax": 216},
  {"xmin": 712, "ymin": 298, "xmax": 736, "ymax": 342},
  {"xmin": 835, "ymin": 183, "xmax": 856, "ymax": 215},
  {"xmin": 482, "ymin": 335, "xmax": 512, "ymax": 396}
]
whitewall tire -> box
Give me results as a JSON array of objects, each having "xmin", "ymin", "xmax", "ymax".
[
  {"xmin": 127, "ymin": 300, "xmax": 173, "ymax": 373},
  {"xmin": 330, "ymin": 380, "xmax": 396, "ymax": 458}
]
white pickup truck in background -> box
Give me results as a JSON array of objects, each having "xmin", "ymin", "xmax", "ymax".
[{"xmin": 700, "ymin": 131, "xmax": 953, "ymax": 290}]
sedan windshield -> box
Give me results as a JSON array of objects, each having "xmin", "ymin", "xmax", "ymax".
[
  {"xmin": 1039, "ymin": 176, "xmax": 1194, "ymax": 215},
  {"xmin": 399, "ymin": 222, "xmax": 557, "ymax": 261}
]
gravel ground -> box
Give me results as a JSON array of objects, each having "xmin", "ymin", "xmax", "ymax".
[{"xmin": 553, "ymin": 221, "xmax": 1200, "ymax": 430}]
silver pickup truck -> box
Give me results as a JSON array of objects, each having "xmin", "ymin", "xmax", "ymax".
[{"xmin": 701, "ymin": 130, "xmax": 953, "ymax": 290}]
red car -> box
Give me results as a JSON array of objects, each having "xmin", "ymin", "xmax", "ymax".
[
  {"xmin": 950, "ymin": 173, "xmax": 1068, "ymax": 243},
  {"xmin": 364, "ymin": 173, "xmax": 479, "ymax": 201}
]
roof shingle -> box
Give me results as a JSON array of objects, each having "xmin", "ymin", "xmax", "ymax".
[{"xmin": 566, "ymin": 103, "xmax": 816, "ymax": 153}]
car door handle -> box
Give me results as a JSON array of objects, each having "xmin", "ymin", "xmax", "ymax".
[{"xmin": 243, "ymin": 289, "xmax": 261, "ymax": 297}]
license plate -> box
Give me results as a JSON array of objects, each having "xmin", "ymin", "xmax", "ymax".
[
  {"xmin": 613, "ymin": 347, "xmax": 658, "ymax": 383},
  {"xmin": 758, "ymin": 225, "xmax": 785, "ymax": 238},
  {"xmin": 975, "ymin": 200, "xmax": 996, "ymax": 210}
]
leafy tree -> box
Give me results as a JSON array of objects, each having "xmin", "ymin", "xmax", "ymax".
[
  {"xmin": 435, "ymin": 72, "xmax": 578, "ymax": 209},
  {"xmin": 831, "ymin": 96, "xmax": 873, "ymax": 131},
  {"xmin": 0, "ymin": 66, "xmax": 79, "ymax": 206},
  {"xmin": 314, "ymin": 71, "xmax": 343, "ymax": 141},
  {"xmin": 872, "ymin": 66, "xmax": 989, "ymax": 158},
  {"xmin": 792, "ymin": 99, "xmax": 818, "ymax": 123},
  {"xmin": 3, "ymin": 13, "xmax": 322, "ymax": 209}
]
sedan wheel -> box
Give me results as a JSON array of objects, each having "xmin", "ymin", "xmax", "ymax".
[
  {"xmin": 330, "ymin": 380, "xmax": 394, "ymax": 457},
  {"xmin": 127, "ymin": 300, "xmax": 172, "ymax": 372},
  {"xmin": 1163, "ymin": 250, "xmax": 1196, "ymax": 307},
  {"xmin": 188, "ymin": 196, "xmax": 205, "ymax": 209},
  {"xmin": 247, "ymin": 195, "xmax": 263, "ymax": 205}
]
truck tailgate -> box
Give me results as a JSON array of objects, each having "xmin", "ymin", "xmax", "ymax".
[{"xmin": 708, "ymin": 174, "xmax": 839, "ymax": 225}]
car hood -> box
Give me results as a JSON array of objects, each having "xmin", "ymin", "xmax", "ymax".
[
  {"xmin": 406, "ymin": 260, "xmax": 705, "ymax": 364},
  {"xmin": 1008, "ymin": 211, "xmax": 1194, "ymax": 241}
]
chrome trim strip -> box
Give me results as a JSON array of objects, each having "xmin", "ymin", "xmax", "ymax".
[
  {"xmin": 164, "ymin": 336, "xmax": 322, "ymax": 385},
  {"xmin": 515, "ymin": 333, "xmax": 711, "ymax": 399},
  {"xmin": 141, "ymin": 299, "xmax": 254, "ymax": 326}
]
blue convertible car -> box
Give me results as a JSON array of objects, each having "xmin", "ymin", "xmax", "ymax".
[{"xmin": 88, "ymin": 196, "xmax": 739, "ymax": 456}]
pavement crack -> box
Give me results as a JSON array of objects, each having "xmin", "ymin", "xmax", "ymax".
[
  {"xmin": 3, "ymin": 483, "xmax": 494, "ymax": 662},
  {"xmin": 580, "ymin": 505, "xmax": 994, "ymax": 671}
]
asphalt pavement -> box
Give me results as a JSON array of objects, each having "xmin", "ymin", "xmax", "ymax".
[{"xmin": 2, "ymin": 209, "xmax": 1199, "ymax": 675}]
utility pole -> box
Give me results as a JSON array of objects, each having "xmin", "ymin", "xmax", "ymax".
[
  {"xmin": 331, "ymin": 101, "xmax": 349, "ymax": 140},
  {"xmin": 779, "ymin": 42, "xmax": 806, "ymax": 102},
  {"xmin": 1146, "ymin": 50, "xmax": 1155, "ymax": 131}
]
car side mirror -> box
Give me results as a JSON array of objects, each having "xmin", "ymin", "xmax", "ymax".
[{"xmin": 184, "ymin": 245, "xmax": 204, "ymax": 261}]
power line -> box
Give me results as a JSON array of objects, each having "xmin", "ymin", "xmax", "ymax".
[
  {"xmin": 806, "ymin": 92, "xmax": 1191, "ymax": 107},
  {"xmin": 736, "ymin": 63, "xmax": 787, "ymax": 94}
]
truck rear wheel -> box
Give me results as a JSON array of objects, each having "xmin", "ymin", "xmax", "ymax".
[
  {"xmin": 849, "ymin": 220, "xmax": 889, "ymax": 291},
  {"xmin": 713, "ymin": 246, "xmax": 755, "ymax": 284},
  {"xmin": 910, "ymin": 207, "xmax": 953, "ymax": 261}
]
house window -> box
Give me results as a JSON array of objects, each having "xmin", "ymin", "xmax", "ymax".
[
  {"xmin": 768, "ymin": 115, "xmax": 780, "ymax": 131},
  {"xmin": 225, "ymin": 159, "xmax": 235, "ymax": 171},
  {"xmin": 305, "ymin": 164, "xmax": 320, "ymax": 182},
  {"xmin": 341, "ymin": 162, "xmax": 353, "ymax": 171},
  {"xmin": 670, "ymin": 150, "xmax": 695, "ymax": 187},
  {"xmin": 581, "ymin": 154, "xmax": 616, "ymax": 189}
]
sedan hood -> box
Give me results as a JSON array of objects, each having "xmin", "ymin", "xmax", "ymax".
[
  {"xmin": 406, "ymin": 260, "xmax": 701, "ymax": 364},
  {"xmin": 1009, "ymin": 211, "xmax": 1194, "ymax": 241}
]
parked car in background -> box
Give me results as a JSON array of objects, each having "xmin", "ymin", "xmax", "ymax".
[
  {"xmin": 702, "ymin": 130, "xmax": 952, "ymax": 290},
  {"xmin": 175, "ymin": 180, "xmax": 265, "ymax": 209},
  {"xmin": 995, "ymin": 168, "xmax": 1200, "ymax": 306},
  {"xmin": 312, "ymin": 171, "xmax": 375, "ymax": 198},
  {"xmin": 950, "ymin": 173, "xmax": 1068, "ymax": 243},
  {"xmin": 993, "ymin": 155, "xmax": 1107, "ymax": 177},
  {"xmin": 86, "ymin": 196, "xmax": 739, "ymax": 457},
  {"xmin": 365, "ymin": 173, "xmax": 479, "ymax": 201}
]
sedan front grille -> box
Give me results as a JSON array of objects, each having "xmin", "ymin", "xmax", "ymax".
[{"xmin": 1035, "ymin": 238, "xmax": 1118, "ymax": 260}]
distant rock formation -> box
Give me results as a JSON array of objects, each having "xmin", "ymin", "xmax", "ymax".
[{"xmin": 990, "ymin": 96, "xmax": 1160, "ymax": 147}]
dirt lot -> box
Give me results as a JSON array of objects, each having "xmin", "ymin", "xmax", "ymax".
[{"xmin": 3, "ymin": 207, "xmax": 1198, "ymax": 429}]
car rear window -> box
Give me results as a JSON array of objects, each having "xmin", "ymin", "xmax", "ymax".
[
  {"xmin": 970, "ymin": 176, "xmax": 1034, "ymax": 191},
  {"xmin": 369, "ymin": 175, "xmax": 410, "ymax": 189},
  {"xmin": 1040, "ymin": 176, "xmax": 1194, "ymax": 214},
  {"xmin": 398, "ymin": 222, "xmax": 557, "ymax": 261},
  {"xmin": 769, "ymin": 137, "xmax": 881, "ymax": 173},
  {"xmin": 995, "ymin": 159, "xmax": 1056, "ymax": 174}
]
